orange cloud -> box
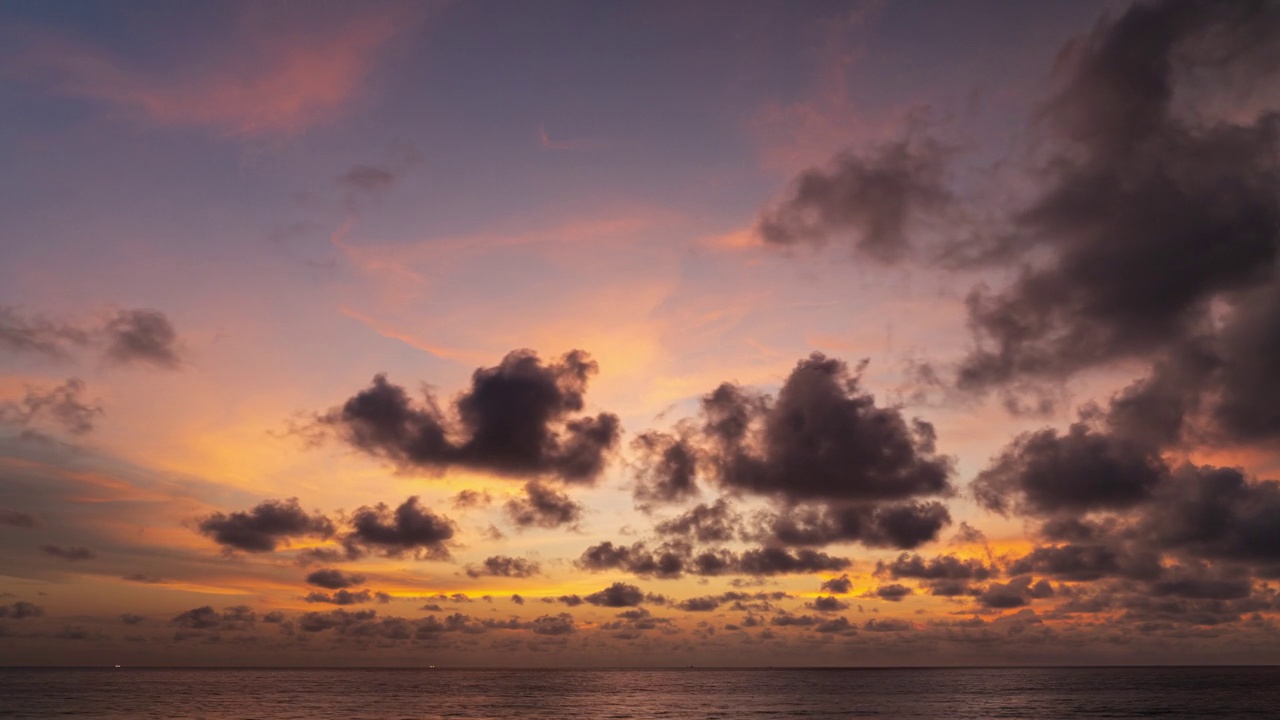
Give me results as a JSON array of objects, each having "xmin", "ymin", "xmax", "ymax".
[{"xmin": 13, "ymin": 2, "xmax": 434, "ymax": 136}]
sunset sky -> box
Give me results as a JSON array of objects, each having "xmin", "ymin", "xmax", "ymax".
[{"xmin": 3, "ymin": 0, "xmax": 1280, "ymax": 667}]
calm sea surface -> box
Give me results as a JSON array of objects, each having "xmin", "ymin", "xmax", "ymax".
[{"xmin": 2, "ymin": 666, "xmax": 1278, "ymax": 719}]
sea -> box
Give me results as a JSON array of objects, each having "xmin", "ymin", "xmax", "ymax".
[{"xmin": 2, "ymin": 666, "xmax": 1278, "ymax": 719}]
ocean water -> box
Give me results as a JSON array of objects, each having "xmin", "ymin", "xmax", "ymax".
[{"xmin": 2, "ymin": 666, "xmax": 1278, "ymax": 719}]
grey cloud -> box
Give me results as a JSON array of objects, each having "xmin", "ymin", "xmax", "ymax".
[
  {"xmin": 197, "ymin": 498, "xmax": 335, "ymax": 553},
  {"xmin": 465, "ymin": 555, "xmax": 541, "ymax": 578},
  {"xmin": 305, "ymin": 568, "xmax": 366, "ymax": 589},
  {"xmin": 504, "ymin": 481, "xmax": 583, "ymax": 529},
  {"xmin": 319, "ymin": 350, "xmax": 620, "ymax": 483}
]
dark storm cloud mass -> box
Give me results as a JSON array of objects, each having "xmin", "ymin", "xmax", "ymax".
[
  {"xmin": 0, "ymin": 379, "xmax": 103, "ymax": 435},
  {"xmin": 757, "ymin": 136, "xmax": 954, "ymax": 263},
  {"xmin": 345, "ymin": 496, "xmax": 456, "ymax": 559},
  {"xmin": 464, "ymin": 555, "xmax": 540, "ymax": 578},
  {"xmin": 305, "ymin": 568, "xmax": 366, "ymax": 589},
  {"xmin": 103, "ymin": 309, "xmax": 182, "ymax": 368},
  {"xmin": 197, "ymin": 498, "xmax": 335, "ymax": 553},
  {"xmin": 320, "ymin": 350, "xmax": 620, "ymax": 482},
  {"xmin": 971, "ymin": 423, "xmax": 1166, "ymax": 516},
  {"xmin": 503, "ymin": 481, "xmax": 583, "ymax": 529},
  {"xmin": 955, "ymin": 0, "xmax": 1280, "ymax": 427}
]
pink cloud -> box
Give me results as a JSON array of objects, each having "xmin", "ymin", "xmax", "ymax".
[{"xmin": 13, "ymin": 3, "xmax": 435, "ymax": 136}]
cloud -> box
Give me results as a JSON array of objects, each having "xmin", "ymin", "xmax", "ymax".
[
  {"xmin": 171, "ymin": 605, "xmax": 258, "ymax": 630},
  {"xmin": 871, "ymin": 585, "xmax": 911, "ymax": 602},
  {"xmin": 631, "ymin": 431, "xmax": 700, "ymax": 504},
  {"xmin": 636, "ymin": 354, "xmax": 953, "ymax": 523},
  {"xmin": 503, "ymin": 481, "xmax": 583, "ymax": 529},
  {"xmin": 0, "ymin": 601, "xmax": 44, "ymax": 619},
  {"xmin": 820, "ymin": 575, "xmax": 852, "ymax": 594},
  {"xmin": 757, "ymin": 135, "xmax": 954, "ymax": 263},
  {"xmin": 344, "ymin": 496, "xmax": 456, "ymax": 559},
  {"xmin": 0, "ymin": 306, "xmax": 181, "ymax": 369},
  {"xmin": 11, "ymin": 2, "xmax": 428, "ymax": 137},
  {"xmin": 304, "ymin": 589, "xmax": 384, "ymax": 605},
  {"xmin": 978, "ymin": 577, "xmax": 1054, "ymax": 609},
  {"xmin": 0, "ymin": 306, "xmax": 88, "ymax": 358},
  {"xmin": 0, "ymin": 509, "xmax": 38, "ymax": 527},
  {"xmin": 40, "ymin": 544, "xmax": 95, "ymax": 561},
  {"xmin": 754, "ymin": 501, "xmax": 952, "ymax": 550},
  {"xmin": 955, "ymin": 1, "xmax": 1280, "ymax": 402},
  {"xmin": 653, "ymin": 500, "xmax": 740, "ymax": 543},
  {"xmin": 305, "ymin": 568, "xmax": 366, "ymax": 589},
  {"xmin": 972, "ymin": 422, "xmax": 1166, "ymax": 516},
  {"xmin": 584, "ymin": 582, "xmax": 649, "ymax": 608},
  {"xmin": 103, "ymin": 310, "xmax": 182, "ymax": 369},
  {"xmin": 197, "ymin": 497, "xmax": 335, "ymax": 553},
  {"xmin": 577, "ymin": 539, "xmax": 849, "ymax": 579},
  {"xmin": 0, "ymin": 379, "xmax": 103, "ymax": 435},
  {"xmin": 807, "ymin": 595, "xmax": 852, "ymax": 612},
  {"xmin": 464, "ymin": 556, "xmax": 541, "ymax": 579},
  {"xmin": 319, "ymin": 350, "xmax": 621, "ymax": 483}
]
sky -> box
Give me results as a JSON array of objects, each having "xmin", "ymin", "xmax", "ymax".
[{"xmin": 2, "ymin": 0, "xmax": 1280, "ymax": 667}]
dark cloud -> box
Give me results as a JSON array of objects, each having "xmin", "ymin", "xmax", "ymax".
[
  {"xmin": 756, "ymin": 501, "xmax": 952, "ymax": 550},
  {"xmin": 872, "ymin": 585, "xmax": 912, "ymax": 602},
  {"xmin": 757, "ymin": 135, "xmax": 953, "ymax": 263},
  {"xmin": 197, "ymin": 498, "xmax": 335, "ymax": 553},
  {"xmin": 583, "ymin": 582, "xmax": 647, "ymax": 608},
  {"xmin": 576, "ymin": 540, "xmax": 849, "ymax": 579},
  {"xmin": 120, "ymin": 613, "xmax": 144, "ymax": 625},
  {"xmin": 511, "ymin": 594, "xmax": 524, "ymax": 605},
  {"xmin": 653, "ymin": 499, "xmax": 740, "ymax": 543},
  {"xmin": 304, "ymin": 589, "xmax": 380, "ymax": 605},
  {"xmin": 631, "ymin": 431, "xmax": 700, "ymax": 504},
  {"xmin": 863, "ymin": 618, "xmax": 912, "ymax": 632},
  {"xmin": 676, "ymin": 596, "xmax": 723, "ymax": 612},
  {"xmin": 528, "ymin": 613, "xmax": 576, "ymax": 636},
  {"xmin": 171, "ymin": 606, "xmax": 221, "ymax": 630},
  {"xmin": 451, "ymin": 489, "xmax": 492, "ymax": 509},
  {"xmin": 0, "ymin": 379, "xmax": 102, "ymax": 435},
  {"xmin": 1144, "ymin": 465, "xmax": 1280, "ymax": 564},
  {"xmin": 877, "ymin": 553, "xmax": 995, "ymax": 583},
  {"xmin": 0, "ymin": 601, "xmax": 43, "ymax": 619},
  {"xmin": 978, "ymin": 577, "xmax": 1053, "ymax": 609},
  {"xmin": 971, "ymin": 423, "xmax": 1166, "ymax": 516},
  {"xmin": 504, "ymin": 481, "xmax": 583, "ymax": 529},
  {"xmin": 305, "ymin": 568, "xmax": 366, "ymax": 589},
  {"xmin": 345, "ymin": 496, "xmax": 455, "ymax": 559},
  {"xmin": 820, "ymin": 575, "xmax": 852, "ymax": 594},
  {"xmin": 807, "ymin": 595, "xmax": 851, "ymax": 612},
  {"xmin": 0, "ymin": 306, "xmax": 88, "ymax": 358},
  {"xmin": 955, "ymin": 0, "xmax": 1280, "ymax": 414},
  {"xmin": 735, "ymin": 547, "xmax": 850, "ymax": 576},
  {"xmin": 1006, "ymin": 545, "xmax": 1125, "ymax": 582},
  {"xmin": 697, "ymin": 354, "xmax": 953, "ymax": 503},
  {"xmin": 0, "ymin": 509, "xmax": 37, "ymax": 527},
  {"xmin": 40, "ymin": 544, "xmax": 95, "ymax": 561},
  {"xmin": 103, "ymin": 309, "xmax": 182, "ymax": 368},
  {"xmin": 319, "ymin": 350, "xmax": 620, "ymax": 483},
  {"xmin": 465, "ymin": 555, "xmax": 541, "ymax": 578},
  {"xmin": 122, "ymin": 574, "xmax": 165, "ymax": 584}
]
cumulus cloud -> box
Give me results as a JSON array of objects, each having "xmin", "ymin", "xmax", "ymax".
[
  {"xmin": 344, "ymin": 496, "xmax": 456, "ymax": 560},
  {"xmin": 504, "ymin": 481, "xmax": 583, "ymax": 529},
  {"xmin": 464, "ymin": 556, "xmax": 540, "ymax": 578},
  {"xmin": 197, "ymin": 498, "xmax": 335, "ymax": 553},
  {"xmin": 0, "ymin": 601, "xmax": 44, "ymax": 619},
  {"xmin": 583, "ymin": 582, "xmax": 648, "ymax": 608},
  {"xmin": 319, "ymin": 350, "xmax": 620, "ymax": 483},
  {"xmin": 103, "ymin": 309, "xmax": 182, "ymax": 368},
  {"xmin": 757, "ymin": 135, "xmax": 954, "ymax": 263},
  {"xmin": 305, "ymin": 568, "xmax": 366, "ymax": 589},
  {"xmin": 0, "ymin": 509, "xmax": 38, "ymax": 527}
]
